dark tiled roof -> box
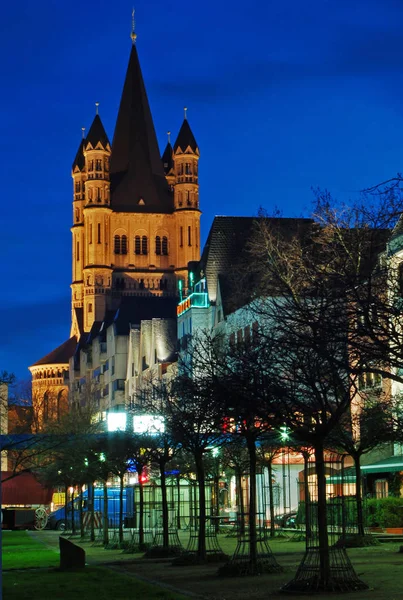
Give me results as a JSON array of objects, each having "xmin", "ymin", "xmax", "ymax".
[
  {"xmin": 161, "ymin": 142, "xmax": 174, "ymax": 174},
  {"xmin": 86, "ymin": 114, "xmax": 110, "ymax": 149},
  {"xmin": 197, "ymin": 216, "xmax": 314, "ymax": 315},
  {"xmin": 31, "ymin": 336, "xmax": 77, "ymax": 367},
  {"xmin": 392, "ymin": 213, "xmax": 403, "ymax": 238},
  {"xmin": 113, "ymin": 295, "xmax": 177, "ymax": 335},
  {"xmin": 174, "ymin": 119, "xmax": 198, "ymax": 153},
  {"xmin": 72, "ymin": 139, "xmax": 85, "ymax": 171},
  {"xmin": 74, "ymin": 307, "xmax": 84, "ymax": 335},
  {"xmin": 109, "ymin": 45, "xmax": 173, "ymax": 213}
]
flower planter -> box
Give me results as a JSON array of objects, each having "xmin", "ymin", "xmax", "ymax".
[{"xmin": 385, "ymin": 528, "xmax": 403, "ymax": 534}]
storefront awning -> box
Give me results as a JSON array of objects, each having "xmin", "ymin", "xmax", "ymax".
[
  {"xmin": 327, "ymin": 456, "xmax": 403, "ymax": 484},
  {"xmin": 327, "ymin": 467, "xmax": 356, "ymax": 484},
  {"xmin": 361, "ymin": 456, "xmax": 403, "ymax": 475}
]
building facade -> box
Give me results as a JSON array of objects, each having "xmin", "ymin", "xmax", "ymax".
[{"xmin": 30, "ymin": 38, "xmax": 200, "ymax": 424}]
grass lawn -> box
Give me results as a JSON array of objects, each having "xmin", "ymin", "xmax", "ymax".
[
  {"xmin": 2, "ymin": 531, "xmax": 59, "ymax": 569},
  {"xmin": 2, "ymin": 567, "xmax": 188, "ymax": 600}
]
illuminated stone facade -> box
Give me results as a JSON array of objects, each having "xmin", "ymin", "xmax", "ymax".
[
  {"xmin": 30, "ymin": 40, "xmax": 200, "ymax": 425},
  {"xmin": 71, "ymin": 45, "xmax": 200, "ymax": 337}
]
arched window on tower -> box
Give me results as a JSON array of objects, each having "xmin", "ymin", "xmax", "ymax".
[
  {"xmin": 121, "ymin": 235, "xmax": 127, "ymax": 254},
  {"xmin": 95, "ymin": 159, "xmax": 102, "ymax": 171},
  {"xmin": 142, "ymin": 236, "xmax": 148, "ymax": 255},
  {"xmin": 155, "ymin": 236, "xmax": 161, "ymax": 256},
  {"xmin": 185, "ymin": 163, "xmax": 191, "ymax": 174},
  {"xmin": 178, "ymin": 192, "xmax": 183, "ymax": 207},
  {"xmin": 186, "ymin": 191, "xmax": 191, "ymax": 206},
  {"xmin": 97, "ymin": 188, "xmax": 101, "ymax": 202},
  {"xmin": 114, "ymin": 235, "xmax": 128, "ymax": 254},
  {"xmin": 135, "ymin": 236, "xmax": 141, "ymax": 255},
  {"xmin": 162, "ymin": 236, "xmax": 168, "ymax": 255}
]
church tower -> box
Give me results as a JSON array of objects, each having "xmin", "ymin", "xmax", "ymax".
[
  {"xmin": 172, "ymin": 111, "xmax": 201, "ymax": 280},
  {"xmin": 30, "ymin": 24, "xmax": 201, "ymax": 426},
  {"xmin": 70, "ymin": 36, "xmax": 201, "ymax": 335}
]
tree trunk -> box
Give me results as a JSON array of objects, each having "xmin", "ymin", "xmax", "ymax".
[
  {"xmin": 189, "ymin": 479, "xmax": 194, "ymax": 528},
  {"xmin": 354, "ymin": 453, "xmax": 365, "ymax": 536},
  {"xmin": 79, "ymin": 488, "xmax": 84, "ymax": 538},
  {"xmin": 195, "ymin": 452, "xmax": 206, "ymax": 561},
  {"xmin": 160, "ymin": 462, "xmax": 169, "ymax": 548},
  {"xmin": 214, "ymin": 474, "xmax": 220, "ymax": 533},
  {"xmin": 315, "ymin": 442, "xmax": 330, "ymax": 586},
  {"xmin": 139, "ymin": 469, "xmax": 144, "ymax": 546},
  {"xmin": 90, "ymin": 482, "xmax": 95, "ymax": 542},
  {"xmin": 268, "ymin": 460, "xmax": 276, "ymax": 538},
  {"xmin": 247, "ymin": 437, "xmax": 258, "ymax": 574},
  {"xmin": 237, "ymin": 470, "xmax": 245, "ymax": 535},
  {"xmin": 64, "ymin": 484, "xmax": 69, "ymax": 532},
  {"xmin": 103, "ymin": 481, "xmax": 109, "ymax": 546},
  {"xmin": 119, "ymin": 474, "xmax": 124, "ymax": 545},
  {"xmin": 303, "ymin": 451, "xmax": 312, "ymax": 544},
  {"xmin": 177, "ymin": 474, "xmax": 181, "ymax": 529},
  {"xmin": 71, "ymin": 487, "xmax": 76, "ymax": 535}
]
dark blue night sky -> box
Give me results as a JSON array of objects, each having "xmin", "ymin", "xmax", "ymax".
[{"xmin": 2, "ymin": 0, "xmax": 403, "ymax": 380}]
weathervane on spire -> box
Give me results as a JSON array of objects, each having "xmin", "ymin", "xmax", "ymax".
[
  {"xmin": 95, "ymin": 102, "xmax": 99, "ymax": 115},
  {"xmin": 131, "ymin": 8, "xmax": 137, "ymax": 44},
  {"xmin": 184, "ymin": 106, "xmax": 188, "ymax": 120},
  {"xmin": 167, "ymin": 131, "xmax": 171, "ymax": 144},
  {"xmin": 81, "ymin": 127, "xmax": 86, "ymax": 139}
]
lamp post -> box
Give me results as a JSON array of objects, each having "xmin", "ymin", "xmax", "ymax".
[{"xmin": 280, "ymin": 426, "xmax": 290, "ymax": 516}]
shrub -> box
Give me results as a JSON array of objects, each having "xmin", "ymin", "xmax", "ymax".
[{"xmin": 374, "ymin": 497, "xmax": 403, "ymax": 528}]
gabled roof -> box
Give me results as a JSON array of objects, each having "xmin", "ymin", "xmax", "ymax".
[
  {"xmin": 109, "ymin": 44, "xmax": 173, "ymax": 213},
  {"xmin": 174, "ymin": 118, "xmax": 198, "ymax": 153},
  {"xmin": 197, "ymin": 216, "xmax": 314, "ymax": 315},
  {"xmin": 86, "ymin": 114, "xmax": 110, "ymax": 149},
  {"xmin": 72, "ymin": 139, "xmax": 85, "ymax": 171},
  {"xmin": 161, "ymin": 142, "xmax": 174, "ymax": 174},
  {"xmin": 30, "ymin": 336, "xmax": 77, "ymax": 367}
]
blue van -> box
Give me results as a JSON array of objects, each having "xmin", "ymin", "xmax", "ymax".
[{"xmin": 48, "ymin": 486, "xmax": 134, "ymax": 530}]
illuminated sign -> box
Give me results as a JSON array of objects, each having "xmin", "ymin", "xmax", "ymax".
[
  {"xmin": 107, "ymin": 412, "xmax": 127, "ymax": 432},
  {"xmin": 133, "ymin": 415, "xmax": 165, "ymax": 434}
]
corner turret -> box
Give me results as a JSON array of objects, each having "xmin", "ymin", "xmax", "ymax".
[{"xmin": 173, "ymin": 110, "xmax": 199, "ymax": 211}]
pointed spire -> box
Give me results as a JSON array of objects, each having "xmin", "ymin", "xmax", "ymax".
[
  {"xmin": 161, "ymin": 133, "xmax": 173, "ymax": 175},
  {"xmin": 109, "ymin": 44, "xmax": 172, "ymax": 212},
  {"xmin": 174, "ymin": 115, "xmax": 198, "ymax": 154},
  {"xmin": 72, "ymin": 132, "xmax": 86, "ymax": 171},
  {"xmin": 86, "ymin": 114, "xmax": 110, "ymax": 149}
]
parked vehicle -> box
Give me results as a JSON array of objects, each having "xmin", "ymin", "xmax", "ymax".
[
  {"xmin": 274, "ymin": 511, "xmax": 298, "ymax": 529},
  {"xmin": 48, "ymin": 486, "xmax": 134, "ymax": 531}
]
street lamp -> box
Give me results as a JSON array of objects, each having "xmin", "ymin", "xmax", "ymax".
[{"xmin": 279, "ymin": 426, "xmax": 290, "ymax": 515}]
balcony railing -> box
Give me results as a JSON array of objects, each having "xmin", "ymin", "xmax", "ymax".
[{"xmin": 177, "ymin": 292, "xmax": 209, "ymax": 316}]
